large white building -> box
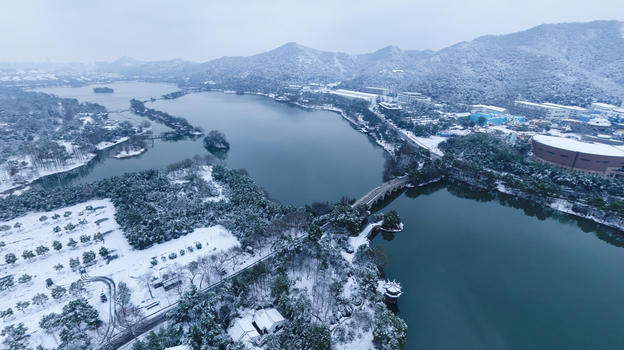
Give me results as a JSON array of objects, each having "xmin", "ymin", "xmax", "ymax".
[
  {"xmin": 362, "ymin": 86, "xmax": 390, "ymax": 95},
  {"xmin": 514, "ymin": 101, "xmax": 570, "ymax": 119},
  {"xmin": 397, "ymin": 91, "xmax": 431, "ymax": 105},
  {"xmin": 591, "ymin": 102, "xmax": 624, "ymax": 118},
  {"xmin": 329, "ymin": 89, "xmax": 379, "ymax": 104},
  {"xmin": 541, "ymin": 103, "xmax": 587, "ymax": 117},
  {"xmin": 470, "ymin": 104, "xmax": 508, "ymax": 114}
]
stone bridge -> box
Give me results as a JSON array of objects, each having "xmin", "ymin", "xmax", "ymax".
[{"xmin": 352, "ymin": 175, "xmax": 411, "ymax": 210}]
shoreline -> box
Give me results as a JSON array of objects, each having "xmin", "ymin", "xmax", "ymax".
[{"xmin": 0, "ymin": 136, "xmax": 131, "ymax": 196}]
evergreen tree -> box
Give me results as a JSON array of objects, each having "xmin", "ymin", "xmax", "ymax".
[
  {"xmin": 67, "ymin": 238, "xmax": 78, "ymax": 248},
  {"xmin": 1, "ymin": 323, "xmax": 30, "ymax": 350},
  {"xmin": 36, "ymin": 245, "xmax": 50, "ymax": 256},
  {"xmin": 17, "ymin": 274, "xmax": 32, "ymax": 284},
  {"xmin": 4, "ymin": 253, "xmax": 17, "ymax": 265},
  {"xmin": 21, "ymin": 250, "xmax": 35, "ymax": 261},
  {"xmin": 51, "ymin": 286, "xmax": 67, "ymax": 300},
  {"xmin": 32, "ymin": 293, "xmax": 49, "ymax": 306}
]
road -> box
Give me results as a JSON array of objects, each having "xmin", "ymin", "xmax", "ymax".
[
  {"xmin": 83, "ymin": 275, "xmax": 117, "ymax": 346},
  {"xmin": 369, "ymin": 106, "xmax": 443, "ymax": 159}
]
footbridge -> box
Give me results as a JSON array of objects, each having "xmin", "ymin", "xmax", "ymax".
[{"xmin": 352, "ymin": 175, "xmax": 411, "ymax": 210}]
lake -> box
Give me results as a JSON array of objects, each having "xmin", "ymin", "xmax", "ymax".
[
  {"xmin": 37, "ymin": 82, "xmax": 387, "ymax": 207},
  {"xmin": 38, "ymin": 82, "xmax": 624, "ymax": 350},
  {"xmin": 372, "ymin": 184, "xmax": 624, "ymax": 350}
]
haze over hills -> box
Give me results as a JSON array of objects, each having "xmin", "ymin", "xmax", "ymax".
[{"xmin": 5, "ymin": 20, "xmax": 624, "ymax": 106}]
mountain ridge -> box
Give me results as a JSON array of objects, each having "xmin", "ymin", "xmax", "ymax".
[{"xmin": 99, "ymin": 20, "xmax": 624, "ymax": 105}]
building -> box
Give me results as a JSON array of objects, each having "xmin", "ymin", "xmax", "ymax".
[
  {"xmin": 378, "ymin": 102, "xmax": 401, "ymax": 111},
  {"xmin": 362, "ymin": 86, "xmax": 390, "ymax": 95},
  {"xmin": 470, "ymin": 104, "xmax": 507, "ymax": 115},
  {"xmin": 164, "ymin": 346, "xmax": 191, "ymax": 350},
  {"xmin": 253, "ymin": 308, "xmax": 285, "ymax": 334},
  {"xmin": 228, "ymin": 308, "xmax": 285, "ymax": 345},
  {"xmin": 397, "ymin": 91, "xmax": 431, "ymax": 105},
  {"xmin": 470, "ymin": 113, "xmax": 508, "ymax": 125},
  {"xmin": 228, "ymin": 317, "xmax": 261, "ymax": 344},
  {"xmin": 383, "ymin": 280, "xmax": 403, "ymax": 304},
  {"xmin": 531, "ymin": 134, "xmax": 624, "ymax": 176},
  {"xmin": 541, "ymin": 103, "xmax": 587, "ymax": 117},
  {"xmin": 513, "ymin": 101, "xmax": 569, "ymax": 119},
  {"xmin": 329, "ymin": 89, "xmax": 378, "ymax": 104},
  {"xmin": 591, "ymin": 102, "xmax": 624, "ymax": 120}
]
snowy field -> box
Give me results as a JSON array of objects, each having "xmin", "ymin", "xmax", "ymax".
[
  {"xmin": 401, "ymin": 130, "xmax": 446, "ymax": 157},
  {"xmin": 0, "ymin": 198, "xmax": 241, "ymax": 348}
]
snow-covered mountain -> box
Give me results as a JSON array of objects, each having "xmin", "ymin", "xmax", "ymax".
[{"xmin": 104, "ymin": 20, "xmax": 624, "ymax": 104}]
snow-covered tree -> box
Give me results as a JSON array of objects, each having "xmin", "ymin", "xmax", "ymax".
[
  {"xmin": 67, "ymin": 238, "xmax": 78, "ymax": 249},
  {"xmin": 4, "ymin": 253, "xmax": 17, "ymax": 265},
  {"xmin": 36, "ymin": 245, "xmax": 50, "ymax": 256},
  {"xmin": 51, "ymin": 286, "xmax": 67, "ymax": 300},
  {"xmin": 15, "ymin": 301, "xmax": 30, "ymax": 313},
  {"xmin": 32, "ymin": 293, "xmax": 49, "ymax": 306},
  {"xmin": 17, "ymin": 274, "xmax": 32, "ymax": 284},
  {"xmin": 1, "ymin": 323, "xmax": 30, "ymax": 350},
  {"xmin": 21, "ymin": 250, "xmax": 35, "ymax": 261}
]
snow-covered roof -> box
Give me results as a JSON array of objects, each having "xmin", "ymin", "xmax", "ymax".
[
  {"xmin": 471, "ymin": 104, "xmax": 507, "ymax": 113},
  {"xmin": 228, "ymin": 318, "xmax": 260, "ymax": 342},
  {"xmin": 541, "ymin": 103, "xmax": 586, "ymax": 111},
  {"xmin": 254, "ymin": 308, "xmax": 285, "ymax": 332},
  {"xmin": 164, "ymin": 346, "xmax": 191, "ymax": 350},
  {"xmin": 592, "ymin": 102, "xmax": 619, "ymax": 110},
  {"xmin": 515, "ymin": 101, "xmax": 562, "ymax": 110},
  {"xmin": 532, "ymin": 135, "xmax": 624, "ymax": 157},
  {"xmin": 330, "ymin": 89, "xmax": 378, "ymax": 100}
]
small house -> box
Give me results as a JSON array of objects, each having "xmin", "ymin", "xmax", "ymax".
[
  {"xmin": 253, "ymin": 308, "xmax": 285, "ymax": 334},
  {"xmin": 228, "ymin": 317, "xmax": 261, "ymax": 344}
]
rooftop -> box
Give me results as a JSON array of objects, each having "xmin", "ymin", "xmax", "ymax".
[
  {"xmin": 533, "ymin": 134, "xmax": 624, "ymax": 157},
  {"xmin": 330, "ymin": 89, "xmax": 378, "ymax": 100},
  {"xmin": 471, "ymin": 104, "xmax": 507, "ymax": 113},
  {"xmin": 515, "ymin": 101, "xmax": 562, "ymax": 110},
  {"xmin": 542, "ymin": 103, "xmax": 586, "ymax": 111}
]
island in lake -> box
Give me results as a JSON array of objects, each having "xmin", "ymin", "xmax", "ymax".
[{"xmin": 93, "ymin": 86, "xmax": 114, "ymax": 93}]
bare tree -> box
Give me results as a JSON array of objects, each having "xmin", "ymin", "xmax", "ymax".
[{"xmin": 197, "ymin": 256, "xmax": 212, "ymax": 289}]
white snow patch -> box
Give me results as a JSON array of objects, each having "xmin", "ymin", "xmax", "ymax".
[
  {"xmin": 0, "ymin": 199, "xmax": 240, "ymax": 348},
  {"xmin": 95, "ymin": 136, "xmax": 129, "ymax": 150},
  {"xmin": 341, "ymin": 221, "xmax": 381, "ymax": 264},
  {"xmin": 401, "ymin": 131, "xmax": 446, "ymax": 157},
  {"xmin": 113, "ymin": 147, "xmax": 147, "ymax": 159},
  {"xmin": 334, "ymin": 329, "xmax": 375, "ymax": 350},
  {"xmin": 199, "ymin": 166, "xmax": 228, "ymax": 203}
]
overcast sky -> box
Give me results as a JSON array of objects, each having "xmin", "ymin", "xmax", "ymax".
[{"xmin": 0, "ymin": 0, "xmax": 622, "ymax": 63}]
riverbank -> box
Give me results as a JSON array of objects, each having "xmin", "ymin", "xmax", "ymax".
[
  {"xmin": 0, "ymin": 136, "xmax": 131, "ymax": 195},
  {"xmin": 444, "ymin": 166, "xmax": 624, "ymax": 233}
]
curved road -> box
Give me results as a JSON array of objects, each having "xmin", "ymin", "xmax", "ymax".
[{"xmin": 84, "ymin": 275, "xmax": 117, "ymax": 346}]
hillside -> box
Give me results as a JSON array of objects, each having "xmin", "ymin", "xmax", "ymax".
[{"xmin": 102, "ymin": 20, "xmax": 624, "ymax": 105}]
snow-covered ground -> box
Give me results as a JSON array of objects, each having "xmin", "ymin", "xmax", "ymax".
[
  {"xmin": 95, "ymin": 136, "xmax": 129, "ymax": 150},
  {"xmin": 0, "ymin": 199, "xmax": 241, "ymax": 348},
  {"xmin": 199, "ymin": 166, "xmax": 228, "ymax": 202},
  {"xmin": 341, "ymin": 221, "xmax": 381, "ymax": 264},
  {"xmin": 400, "ymin": 130, "xmax": 446, "ymax": 157},
  {"xmin": 113, "ymin": 147, "xmax": 147, "ymax": 159}
]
